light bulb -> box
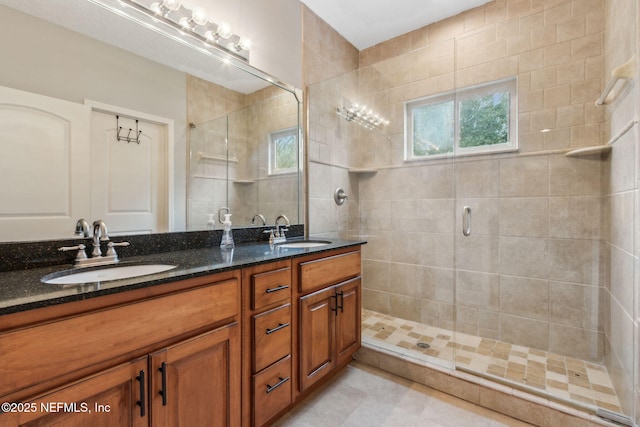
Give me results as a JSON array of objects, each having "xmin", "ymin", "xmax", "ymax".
[
  {"xmin": 191, "ymin": 8, "xmax": 208, "ymax": 26},
  {"xmin": 163, "ymin": 0, "xmax": 181, "ymax": 11},
  {"xmin": 235, "ymin": 38, "xmax": 251, "ymax": 51},
  {"xmin": 216, "ymin": 22, "xmax": 232, "ymax": 39},
  {"xmin": 179, "ymin": 16, "xmax": 191, "ymax": 28}
]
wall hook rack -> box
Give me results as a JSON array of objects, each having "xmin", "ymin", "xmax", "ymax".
[{"xmin": 116, "ymin": 115, "xmax": 142, "ymax": 144}]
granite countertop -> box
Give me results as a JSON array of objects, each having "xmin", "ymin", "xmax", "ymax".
[{"xmin": 0, "ymin": 238, "xmax": 364, "ymax": 316}]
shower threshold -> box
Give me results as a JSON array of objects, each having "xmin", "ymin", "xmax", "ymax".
[{"xmin": 361, "ymin": 309, "xmax": 623, "ymax": 416}]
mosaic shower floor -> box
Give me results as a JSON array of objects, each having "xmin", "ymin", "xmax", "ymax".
[{"xmin": 362, "ymin": 309, "xmax": 623, "ymax": 414}]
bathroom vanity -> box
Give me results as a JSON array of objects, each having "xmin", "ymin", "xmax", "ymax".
[{"xmin": 0, "ymin": 239, "xmax": 363, "ymax": 427}]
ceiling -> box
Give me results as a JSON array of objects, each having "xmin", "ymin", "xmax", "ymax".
[{"xmin": 300, "ymin": 0, "xmax": 492, "ymax": 50}]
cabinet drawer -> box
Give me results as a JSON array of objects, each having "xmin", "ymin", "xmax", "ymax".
[
  {"xmin": 253, "ymin": 304, "xmax": 291, "ymax": 372},
  {"xmin": 252, "ymin": 267, "xmax": 291, "ymax": 310},
  {"xmin": 253, "ymin": 355, "xmax": 292, "ymax": 427},
  {"xmin": 299, "ymin": 250, "xmax": 361, "ymax": 293}
]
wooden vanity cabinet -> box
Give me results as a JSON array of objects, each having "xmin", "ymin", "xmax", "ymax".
[
  {"xmin": 295, "ymin": 248, "xmax": 362, "ymax": 393},
  {"xmin": 0, "ymin": 271, "xmax": 241, "ymax": 427},
  {"xmin": 241, "ymin": 260, "xmax": 293, "ymax": 427}
]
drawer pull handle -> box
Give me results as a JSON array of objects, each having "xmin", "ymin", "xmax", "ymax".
[
  {"xmin": 266, "ymin": 376, "xmax": 290, "ymax": 394},
  {"xmin": 136, "ymin": 370, "xmax": 146, "ymax": 417},
  {"xmin": 266, "ymin": 285, "xmax": 289, "ymax": 294},
  {"xmin": 159, "ymin": 362, "xmax": 168, "ymax": 406},
  {"xmin": 266, "ymin": 322, "xmax": 290, "ymax": 335},
  {"xmin": 337, "ymin": 290, "xmax": 344, "ymax": 313}
]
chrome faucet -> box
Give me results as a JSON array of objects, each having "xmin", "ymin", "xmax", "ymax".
[
  {"xmin": 252, "ymin": 214, "xmax": 267, "ymax": 226},
  {"xmin": 59, "ymin": 220, "xmax": 130, "ymax": 267},
  {"xmin": 275, "ymin": 214, "xmax": 290, "ymax": 239},
  {"xmin": 74, "ymin": 218, "xmax": 90, "ymax": 237},
  {"xmin": 92, "ymin": 220, "xmax": 109, "ymax": 257}
]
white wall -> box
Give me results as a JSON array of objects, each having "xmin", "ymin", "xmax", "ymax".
[{"xmin": 0, "ymin": 5, "xmax": 188, "ymax": 230}]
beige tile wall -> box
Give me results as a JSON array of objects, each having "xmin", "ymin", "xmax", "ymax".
[
  {"xmin": 187, "ymin": 76, "xmax": 300, "ymax": 228},
  {"xmin": 308, "ymin": 0, "xmax": 609, "ymax": 361},
  {"xmin": 603, "ymin": 0, "xmax": 637, "ymax": 417}
]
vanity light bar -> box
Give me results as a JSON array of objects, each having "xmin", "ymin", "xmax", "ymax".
[
  {"xmin": 336, "ymin": 103, "xmax": 389, "ymax": 130},
  {"xmin": 95, "ymin": 0, "xmax": 250, "ymax": 60}
]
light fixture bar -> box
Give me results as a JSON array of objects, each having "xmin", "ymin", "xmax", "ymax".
[
  {"xmin": 88, "ymin": 0, "xmax": 250, "ymax": 61},
  {"xmin": 336, "ymin": 103, "xmax": 389, "ymax": 130}
]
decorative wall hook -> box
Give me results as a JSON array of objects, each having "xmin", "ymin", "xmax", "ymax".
[{"xmin": 116, "ymin": 115, "xmax": 142, "ymax": 144}]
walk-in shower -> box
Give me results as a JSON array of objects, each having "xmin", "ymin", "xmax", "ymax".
[{"xmin": 307, "ymin": 1, "xmax": 638, "ymax": 425}]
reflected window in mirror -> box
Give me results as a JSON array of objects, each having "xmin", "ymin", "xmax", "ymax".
[{"xmin": 269, "ymin": 128, "xmax": 298, "ymax": 175}]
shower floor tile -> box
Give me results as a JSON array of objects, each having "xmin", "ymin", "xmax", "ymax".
[{"xmin": 362, "ymin": 309, "xmax": 623, "ymax": 414}]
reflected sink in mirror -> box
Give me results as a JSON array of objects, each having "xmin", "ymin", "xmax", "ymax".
[
  {"xmin": 276, "ymin": 240, "xmax": 331, "ymax": 249},
  {"xmin": 42, "ymin": 263, "xmax": 176, "ymax": 285}
]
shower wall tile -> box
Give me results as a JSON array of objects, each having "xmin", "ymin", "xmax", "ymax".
[
  {"xmin": 456, "ymin": 270, "xmax": 500, "ymax": 311},
  {"xmin": 499, "ymin": 275, "xmax": 549, "ymax": 321},
  {"xmin": 389, "ymin": 294, "xmax": 422, "ymax": 323},
  {"xmin": 548, "ymin": 324, "xmax": 602, "ymax": 362},
  {"xmin": 499, "ymin": 197, "xmax": 548, "ymax": 237},
  {"xmin": 455, "ymin": 234, "xmax": 499, "ymax": 273},
  {"xmin": 419, "ymin": 199, "xmax": 455, "ymax": 234},
  {"xmin": 549, "ymin": 155, "xmax": 602, "ymax": 196},
  {"xmin": 419, "ymin": 163, "xmax": 455, "ymax": 199},
  {"xmin": 362, "ymin": 260, "xmax": 390, "ymax": 292},
  {"xmin": 454, "ymin": 159, "xmax": 500, "ymax": 198},
  {"xmin": 609, "ymin": 244, "xmax": 635, "ymax": 315},
  {"xmin": 610, "ymin": 191, "xmax": 634, "ymax": 253},
  {"xmin": 549, "ymin": 281, "xmax": 600, "ymax": 330},
  {"xmin": 499, "ymin": 156, "xmax": 549, "ymax": 197},
  {"xmin": 500, "ymin": 314, "xmax": 549, "ymax": 350},
  {"xmin": 548, "ymin": 238, "xmax": 598, "ymax": 285},
  {"xmin": 548, "ymin": 196, "xmax": 603, "ymax": 239},
  {"xmin": 499, "ymin": 236, "xmax": 548, "ymax": 279},
  {"xmin": 421, "ymin": 266, "xmax": 454, "ymax": 303},
  {"xmin": 389, "ymin": 262, "xmax": 424, "ymax": 298},
  {"xmin": 420, "ymin": 233, "xmax": 455, "ymax": 269}
]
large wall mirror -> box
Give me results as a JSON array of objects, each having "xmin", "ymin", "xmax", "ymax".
[{"xmin": 0, "ymin": 0, "xmax": 302, "ymax": 242}]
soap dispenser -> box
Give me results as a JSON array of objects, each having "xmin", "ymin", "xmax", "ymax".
[
  {"xmin": 220, "ymin": 213, "xmax": 235, "ymax": 248},
  {"xmin": 206, "ymin": 213, "xmax": 216, "ymax": 230}
]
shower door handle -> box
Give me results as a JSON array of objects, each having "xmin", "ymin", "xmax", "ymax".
[{"xmin": 462, "ymin": 206, "xmax": 471, "ymax": 236}]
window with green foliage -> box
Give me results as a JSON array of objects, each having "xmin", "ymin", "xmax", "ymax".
[
  {"xmin": 405, "ymin": 78, "xmax": 517, "ymax": 159},
  {"xmin": 269, "ymin": 128, "xmax": 298, "ymax": 175}
]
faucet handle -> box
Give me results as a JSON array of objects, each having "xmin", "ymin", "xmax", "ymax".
[
  {"xmin": 59, "ymin": 244, "xmax": 87, "ymax": 263},
  {"xmin": 106, "ymin": 241, "xmax": 130, "ymax": 260}
]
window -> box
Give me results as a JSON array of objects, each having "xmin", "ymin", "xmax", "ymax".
[
  {"xmin": 269, "ymin": 127, "xmax": 298, "ymax": 175},
  {"xmin": 405, "ymin": 78, "xmax": 517, "ymax": 160}
]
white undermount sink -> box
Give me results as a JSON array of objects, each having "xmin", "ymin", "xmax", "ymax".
[
  {"xmin": 42, "ymin": 264, "xmax": 176, "ymax": 285},
  {"xmin": 276, "ymin": 240, "xmax": 331, "ymax": 248}
]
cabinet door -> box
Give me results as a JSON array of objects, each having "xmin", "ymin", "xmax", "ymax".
[
  {"xmin": 151, "ymin": 324, "xmax": 240, "ymax": 427},
  {"xmin": 0, "ymin": 358, "xmax": 147, "ymax": 427},
  {"xmin": 298, "ymin": 287, "xmax": 334, "ymax": 392},
  {"xmin": 335, "ymin": 278, "xmax": 361, "ymax": 366}
]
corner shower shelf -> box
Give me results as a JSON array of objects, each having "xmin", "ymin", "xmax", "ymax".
[
  {"xmin": 348, "ymin": 168, "xmax": 378, "ymax": 174},
  {"xmin": 232, "ymin": 179, "xmax": 255, "ymax": 184},
  {"xmin": 565, "ymin": 145, "xmax": 612, "ymax": 157}
]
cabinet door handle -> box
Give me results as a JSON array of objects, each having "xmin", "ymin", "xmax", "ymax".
[
  {"xmin": 158, "ymin": 362, "xmax": 168, "ymax": 406},
  {"xmin": 331, "ymin": 293, "xmax": 338, "ymax": 316},
  {"xmin": 266, "ymin": 376, "xmax": 290, "ymax": 394},
  {"xmin": 265, "ymin": 284, "xmax": 289, "ymax": 294},
  {"xmin": 266, "ymin": 322, "xmax": 290, "ymax": 335},
  {"xmin": 136, "ymin": 370, "xmax": 146, "ymax": 417},
  {"xmin": 337, "ymin": 290, "xmax": 344, "ymax": 313}
]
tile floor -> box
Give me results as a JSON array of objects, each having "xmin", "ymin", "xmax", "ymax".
[
  {"xmin": 361, "ymin": 309, "xmax": 623, "ymax": 414},
  {"xmin": 273, "ymin": 361, "xmax": 534, "ymax": 427}
]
